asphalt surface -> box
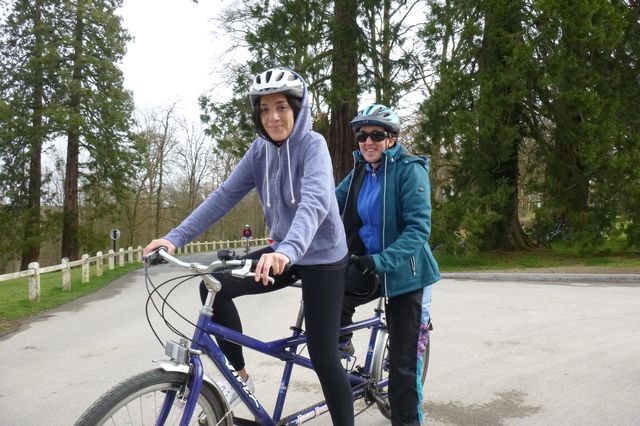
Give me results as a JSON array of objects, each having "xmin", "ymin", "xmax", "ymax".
[{"xmin": 0, "ymin": 253, "xmax": 638, "ymax": 425}]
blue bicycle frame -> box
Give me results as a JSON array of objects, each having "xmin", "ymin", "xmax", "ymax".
[{"xmin": 170, "ymin": 288, "xmax": 387, "ymax": 426}]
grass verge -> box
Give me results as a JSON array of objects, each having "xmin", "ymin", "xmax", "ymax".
[
  {"xmin": 434, "ymin": 249, "xmax": 640, "ymax": 271},
  {"xmin": 0, "ymin": 262, "xmax": 143, "ymax": 336}
]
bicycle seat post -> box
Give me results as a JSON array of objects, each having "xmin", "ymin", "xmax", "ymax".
[{"xmin": 293, "ymin": 296, "xmax": 304, "ymax": 330}]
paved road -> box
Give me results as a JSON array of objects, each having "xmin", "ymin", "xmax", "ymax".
[{"xmin": 1, "ymin": 253, "xmax": 639, "ymax": 425}]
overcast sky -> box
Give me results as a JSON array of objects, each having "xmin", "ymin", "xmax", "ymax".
[{"xmin": 118, "ymin": 0, "xmax": 235, "ymax": 121}]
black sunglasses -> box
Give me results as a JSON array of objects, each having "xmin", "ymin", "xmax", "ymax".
[{"xmin": 356, "ymin": 130, "xmax": 389, "ymax": 143}]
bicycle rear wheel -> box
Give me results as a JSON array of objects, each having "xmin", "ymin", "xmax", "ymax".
[
  {"xmin": 75, "ymin": 369, "xmax": 232, "ymax": 426},
  {"xmin": 371, "ymin": 326, "xmax": 430, "ymax": 419}
]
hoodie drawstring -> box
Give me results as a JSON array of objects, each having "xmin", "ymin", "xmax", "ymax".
[
  {"xmin": 264, "ymin": 138, "xmax": 295, "ymax": 207},
  {"xmin": 286, "ymin": 139, "xmax": 296, "ymax": 204},
  {"xmin": 265, "ymin": 143, "xmax": 271, "ymax": 207}
]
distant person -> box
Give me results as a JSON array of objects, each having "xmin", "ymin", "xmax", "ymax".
[
  {"xmin": 242, "ymin": 224, "xmax": 252, "ymax": 241},
  {"xmin": 143, "ymin": 67, "xmax": 353, "ymax": 424},
  {"xmin": 335, "ymin": 103, "xmax": 440, "ymax": 426}
]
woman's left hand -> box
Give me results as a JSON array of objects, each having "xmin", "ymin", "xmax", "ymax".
[{"xmin": 255, "ymin": 252, "xmax": 290, "ymax": 286}]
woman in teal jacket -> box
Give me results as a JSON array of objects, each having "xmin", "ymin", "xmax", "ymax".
[{"xmin": 335, "ymin": 103, "xmax": 440, "ymax": 426}]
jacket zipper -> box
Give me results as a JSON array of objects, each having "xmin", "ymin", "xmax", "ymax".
[{"xmin": 382, "ymin": 155, "xmax": 389, "ymax": 304}]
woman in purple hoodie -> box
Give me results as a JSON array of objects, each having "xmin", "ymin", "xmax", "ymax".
[{"xmin": 143, "ymin": 67, "xmax": 353, "ymax": 425}]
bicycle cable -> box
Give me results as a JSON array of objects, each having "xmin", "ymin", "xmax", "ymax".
[{"xmin": 144, "ymin": 265, "xmax": 210, "ymax": 346}]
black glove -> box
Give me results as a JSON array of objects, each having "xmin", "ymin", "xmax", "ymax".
[{"xmin": 352, "ymin": 255, "xmax": 376, "ymax": 276}]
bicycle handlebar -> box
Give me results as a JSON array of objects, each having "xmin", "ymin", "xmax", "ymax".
[{"xmin": 146, "ymin": 247, "xmax": 275, "ymax": 284}]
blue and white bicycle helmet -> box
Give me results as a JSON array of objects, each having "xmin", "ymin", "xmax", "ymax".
[
  {"xmin": 349, "ymin": 103, "xmax": 401, "ymax": 135},
  {"xmin": 248, "ymin": 67, "xmax": 305, "ymax": 107}
]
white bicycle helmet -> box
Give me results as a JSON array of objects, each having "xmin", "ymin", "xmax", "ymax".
[
  {"xmin": 248, "ymin": 67, "xmax": 304, "ymax": 106},
  {"xmin": 349, "ymin": 103, "xmax": 401, "ymax": 135}
]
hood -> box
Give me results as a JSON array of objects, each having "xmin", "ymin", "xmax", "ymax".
[
  {"xmin": 260, "ymin": 69, "xmax": 311, "ymax": 208},
  {"xmin": 287, "ymin": 70, "xmax": 312, "ymax": 144}
]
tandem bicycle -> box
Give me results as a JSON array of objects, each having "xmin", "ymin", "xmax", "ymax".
[{"xmin": 75, "ymin": 248, "xmax": 431, "ymax": 425}]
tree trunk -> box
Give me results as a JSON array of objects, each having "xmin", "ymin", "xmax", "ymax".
[
  {"xmin": 20, "ymin": 0, "xmax": 44, "ymax": 270},
  {"xmin": 61, "ymin": 1, "xmax": 85, "ymax": 261},
  {"xmin": 547, "ymin": 113, "xmax": 590, "ymax": 216},
  {"xmin": 154, "ymin": 104, "xmax": 176, "ymax": 236},
  {"xmin": 328, "ymin": 0, "xmax": 359, "ymax": 182},
  {"xmin": 478, "ymin": 0, "xmax": 530, "ymax": 250}
]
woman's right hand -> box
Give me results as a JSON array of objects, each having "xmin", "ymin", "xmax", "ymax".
[
  {"xmin": 143, "ymin": 238, "xmax": 176, "ymax": 258},
  {"xmin": 254, "ymin": 251, "xmax": 290, "ymax": 286}
]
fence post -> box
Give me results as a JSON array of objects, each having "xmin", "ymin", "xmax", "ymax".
[
  {"xmin": 137, "ymin": 246, "xmax": 143, "ymax": 263},
  {"xmin": 28, "ymin": 262, "xmax": 40, "ymax": 302},
  {"xmin": 108, "ymin": 249, "xmax": 115, "ymax": 270},
  {"xmin": 96, "ymin": 251, "xmax": 103, "ymax": 277},
  {"xmin": 82, "ymin": 254, "xmax": 90, "ymax": 283},
  {"xmin": 127, "ymin": 247, "xmax": 133, "ymax": 264},
  {"xmin": 118, "ymin": 248, "xmax": 125, "ymax": 267},
  {"xmin": 62, "ymin": 258, "xmax": 71, "ymax": 291}
]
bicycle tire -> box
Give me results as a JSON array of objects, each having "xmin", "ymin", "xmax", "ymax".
[
  {"xmin": 371, "ymin": 328, "xmax": 430, "ymax": 419},
  {"xmin": 539, "ymin": 239, "xmax": 552, "ymax": 249},
  {"xmin": 75, "ymin": 368, "xmax": 232, "ymax": 426}
]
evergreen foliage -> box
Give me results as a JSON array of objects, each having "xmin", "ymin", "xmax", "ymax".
[
  {"xmin": 0, "ymin": 0, "xmax": 141, "ymax": 266},
  {"xmin": 420, "ymin": 0, "xmax": 640, "ymax": 253},
  {"xmin": 2, "ymin": 0, "xmax": 639, "ymax": 272}
]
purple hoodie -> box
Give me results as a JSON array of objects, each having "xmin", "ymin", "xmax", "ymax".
[{"xmin": 163, "ymin": 70, "xmax": 347, "ymax": 265}]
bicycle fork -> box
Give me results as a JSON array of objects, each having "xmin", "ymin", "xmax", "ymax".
[{"xmin": 155, "ymin": 353, "xmax": 205, "ymax": 426}]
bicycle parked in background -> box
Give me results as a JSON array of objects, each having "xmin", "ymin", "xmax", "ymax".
[
  {"xmin": 537, "ymin": 220, "xmax": 569, "ymax": 248},
  {"xmin": 75, "ymin": 248, "xmax": 431, "ymax": 425}
]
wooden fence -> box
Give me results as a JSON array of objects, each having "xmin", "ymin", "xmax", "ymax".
[{"xmin": 0, "ymin": 238, "xmax": 268, "ymax": 302}]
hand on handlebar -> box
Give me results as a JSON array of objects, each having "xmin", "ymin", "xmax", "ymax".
[
  {"xmin": 143, "ymin": 239, "xmax": 176, "ymax": 265},
  {"xmin": 254, "ymin": 252, "xmax": 290, "ymax": 286}
]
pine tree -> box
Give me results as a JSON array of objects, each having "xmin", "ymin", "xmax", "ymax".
[
  {"xmin": 531, "ymin": 0, "xmax": 639, "ymax": 248},
  {"xmin": 420, "ymin": 0, "xmax": 534, "ymax": 251},
  {"xmin": 57, "ymin": 0, "xmax": 138, "ymax": 260},
  {"xmin": 0, "ymin": 0, "xmax": 63, "ymax": 269}
]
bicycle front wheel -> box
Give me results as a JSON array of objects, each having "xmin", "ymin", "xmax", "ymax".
[{"xmin": 75, "ymin": 369, "xmax": 232, "ymax": 426}]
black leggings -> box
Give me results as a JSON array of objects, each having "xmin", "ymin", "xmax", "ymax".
[{"xmin": 200, "ymin": 247, "xmax": 354, "ymax": 426}]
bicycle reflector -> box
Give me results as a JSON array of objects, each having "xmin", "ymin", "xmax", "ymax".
[{"xmin": 165, "ymin": 339, "xmax": 190, "ymax": 364}]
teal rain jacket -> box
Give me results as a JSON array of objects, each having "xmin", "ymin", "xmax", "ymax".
[{"xmin": 336, "ymin": 143, "xmax": 440, "ymax": 298}]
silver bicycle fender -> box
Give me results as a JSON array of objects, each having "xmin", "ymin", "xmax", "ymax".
[
  {"xmin": 154, "ymin": 359, "xmax": 233, "ymax": 419},
  {"xmin": 371, "ymin": 328, "xmax": 389, "ymax": 381}
]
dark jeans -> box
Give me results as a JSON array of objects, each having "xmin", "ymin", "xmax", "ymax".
[
  {"xmin": 341, "ymin": 264, "xmax": 429, "ymax": 426},
  {"xmin": 200, "ymin": 247, "xmax": 354, "ymax": 426}
]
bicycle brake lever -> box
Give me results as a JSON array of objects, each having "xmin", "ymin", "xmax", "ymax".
[
  {"xmin": 144, "ymin": 246, "xmax": 169, "ymax": 265},
  {"xmin": 231, "ymin": 260, "xmax": 275, "ymax": 284}
]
